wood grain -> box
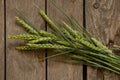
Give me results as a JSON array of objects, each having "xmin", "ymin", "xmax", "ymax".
[
  {"xmin": 6, "ymin": 0, "xmax": 46, "ymax": 80},
  {"xmin": 0, "ymin": 0, "xmax": 4, "ymax": 80},
  {"xmin": 47, "ymin": 0, "xmax": 83, "ymax": 80},
  {"xmin": 86, "ymin": 0, "xmax": 120, "ymax": 80}
]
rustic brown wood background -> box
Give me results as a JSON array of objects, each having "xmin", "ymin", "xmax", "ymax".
[{"xmin": 0, "ymin": 0, "xmax": 120, "ymax": 80}]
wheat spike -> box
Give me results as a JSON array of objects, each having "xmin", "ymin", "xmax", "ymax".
[
  {"xmin": 8, "ymin": 34, "xmax": 41, "ymax": 40},
  {"xmin": 27, "ymin": 43, "xmax": 70, "ymax": 49},
  {"xmin": 39, "ymin": 30, "xmax": 57, "ymax": 38},
  {"xmin": 16, "ymin": 46, "xmax": 37, "ymax": 50},
  {"xmin": 29, "ymin": 37, "xmax": 54, "ymax": 43},
  {"xmin": 76, "ymin": 38, "xmax": 100, "ymax": 51},
  {"xmin": 92, "ymin": 38, "xmax": 112, "ymax": 54},
  {"xmin": 16, "ymin": 16, "xmax": 39, "ymax": 35}
]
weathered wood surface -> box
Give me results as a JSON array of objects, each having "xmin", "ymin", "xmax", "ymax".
[
  {"xmin": 47, "ymin": 0, "xmax": 83, "ymax": 80},
  {"xmin": 0, "ymin": 0, "xmax": 119, "ymax": 80},
  {"xmin": 6, "ymin": 0, "xmax": 46, "ymax": 80},
  {"xmin": 0, "ymin": 0, "xmax": 4, "ymax": 80},
  {"xmin": 86, "ymin": 0, "xmax": 120, "ymax": 80}
]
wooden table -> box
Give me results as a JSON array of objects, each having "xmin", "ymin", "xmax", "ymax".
[{"xmin": 0, "ymin": 0, "xmax": 120, "ymax": 80}]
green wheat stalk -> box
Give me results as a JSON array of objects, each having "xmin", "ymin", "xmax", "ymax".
[{"xmin": 8, "ymin": 8, "xmax": 120, "ymax": 75}]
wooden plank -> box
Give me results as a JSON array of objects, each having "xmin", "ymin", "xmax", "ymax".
[
  {"xmin": 113, "ymin": 14, "xmax": 120, "ymax": 80},
  {"xmin": 0, "ymin": 0, "xmax": 4, "ymax": 80},
  {"xmin": 6, "ymin": 0, "xmax": 46, "ymax": 80},
  {"xmin": 47, "ymin": 0, "xmax": 83, "ymax": 80},
  {"xmin": 86, "ymin": 0, "xmax": 120, "ymax": 80}
]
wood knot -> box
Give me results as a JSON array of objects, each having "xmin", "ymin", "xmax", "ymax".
[
  {"xmin": 107, "ymin": 39, "xmax": 114, "ymax": 47},
  {"xmin": 71, "ymin": 0, "xmax": 76, "ymax": 3},
  {"xmin": 93, "ymin": 3, "xmax": 100, "ymax": 9}
]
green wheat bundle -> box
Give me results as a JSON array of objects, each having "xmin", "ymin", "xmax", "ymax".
[{"xmin": 9, "ymin": 9, "xmax": 120, "ymax": 75}]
